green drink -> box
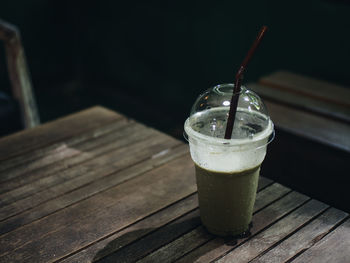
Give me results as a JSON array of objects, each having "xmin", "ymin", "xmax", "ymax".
[
  {"xmin": 195, "ymin": 165, "xmax": 259, "ymax": 236},
  {"xmin": 184, "ymin": 84, "xmax": 274, "ymax": 236}
]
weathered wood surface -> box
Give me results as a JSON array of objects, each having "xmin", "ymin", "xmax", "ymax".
[
  {"xmin": 0, "ymin": 106, "xmax": 121, "ymax": 161},
  {"xmin": 250, "ymin": 208, "xmax": 349, "ymax": 263},
  {"xmin": 0, "ymin": 123, "xmax": 178, "ymax": 216},
  {"xmin": 137, "ymin": 183, "xmax": 290, "ymax": 263},
  {"xmin": 248, "ymin": 71, "xmax": 350, "ymax": 153},
  {"xmin": 63, "ymin": 177, "xmax": 273, "ymax": 263},
  {"xmin": 291, "ymin": 218, "xmax": 350, "ymax": 263},
  {"xmin": 0, "ymin": 117, "xmax": 132, "ymax": 179},
  {"xmin": 248, "ymin": 82, "xmax": 350, "ymax": 123},
  {"xmin": 0, "ymin": 106, "xmax": 349, "ymax": 263},
  {"xmin": 263, "ymin": 100, "xmax": 350, "ymax": 152},
  {"xmin": 259, "ymin": 71, "xmax": 350, "ymax": 109},
  {"xmin": 96, "ymin": 179, "xmax": 276, "ymax": 263},
  {"xmin": 217, "ymin": 200, "xmax": 329, "ymax": 263},
  {"xmin": 177, "ymin": 191, "xmax": 310, "ymax": 263}
]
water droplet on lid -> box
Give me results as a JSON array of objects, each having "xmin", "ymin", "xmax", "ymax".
[{"xmin": 210, "ymin": 118, "xmax": 217, "ymax": 136}]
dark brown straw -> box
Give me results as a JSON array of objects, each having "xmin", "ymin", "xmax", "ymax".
[{"xmin": 224, "ymin": 26, "xmax": 268, "ymax": 139}]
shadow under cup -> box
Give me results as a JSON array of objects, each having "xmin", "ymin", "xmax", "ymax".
[{"xmin": 184, "ymin": 115, "xmax": 274, "ymax": 237}]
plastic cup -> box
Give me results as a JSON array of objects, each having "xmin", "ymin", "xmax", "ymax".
[{"xmin": 184, "ymin": 84, "xmax": 274, "ymax": 236}]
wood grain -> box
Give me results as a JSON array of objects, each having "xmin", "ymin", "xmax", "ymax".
[
  {"xmin": 1, "ymin": 106, "xmax": 348, "ymax": 263},
  {"xmin": 0, "ymin": 118, "xmax": 133, "ymax": 186},
  {"xmin": 251, "ymin": 208, "xmax": 348, "ymax": 263},
  {"xmin": 291, "ymin": 218, "xmax": 350, "ymax": 263},
  {"xmin": 97, "ymin": 179, "xmax": 274, "ymax": 263},
  {"xmin": 253, "ymin": 183, "xmax": 290, "ymax": 212},
  {"xmin": 0, "ymin": 144, "xmax": 188, "ymax": 236},
  {"xmin": 106, "ymin": 180, "xmax": 276, "ymax": 262},
  {"xmin": 263, "ymin": 101, "xmax": 350, "ymax": 152},
  {"xmin": 136, "ymin": 221, "xmax": 210, "ymax": 263},
  {"xmin": 259, "ymin": 71, "xmax": 350, "ymax": 108},
  {"xmin": 0, "ymin": 123, "xmax": 169, "ymax": 210},
  {"xmin": 0, "ymin": 106, "xmax": 122, "ymax": 161},
  {"xmin": 60, "ymin": 194, "xmax": 199, "ymax": 263},
  {"xmin": 177, "ymin": 191, "xmax": 309, "ymax": 263},
  {"xmin": 0, "ymin": 154, "xmax": 197, "ymax": 262},
  {"xmin": 0, "ymin": 116, "xmax": 130, "ymax": 174},
  {"xmin": 256, "ymin": 177, "xmax": 273, "ymax": 190},
  {"xmin": 60, "ymin": 177, "xmax": 271, "ymax": 263},
  {"xmin": 100, "ymin": 210, "xmax": 202, "ymax": 263},
  {"xmin": 217, "ymin": 199, "xmax": 329, "ymax": 263},
  {"xmin": 248, "ymin": 83, "xmax": 350, "ymax": 123},
  {"xmin": 138, "ymin": 183, "xmax": 290, "ymax": 263}
]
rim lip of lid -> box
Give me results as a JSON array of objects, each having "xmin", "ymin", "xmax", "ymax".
[{"xmin": 184, "ymin": 111, "xmax": 274, "ymax": 149}]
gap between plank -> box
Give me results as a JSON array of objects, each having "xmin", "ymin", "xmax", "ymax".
[
  {"xmin": 0, "ymin": 144, "xmax": 188, "ymax": 236},
  {"xmin": 0, "ymin": 124, "xmax": 159, "ymax": 207},
  {"xmin": 0, "ymin": 121, "xmax": 139, "ymax": 188},
  {"xmin": 0, "ymin": 117, "xmax": 130, "ymax": 173},
  {"xmin": 284, "ymin": 215, "xmax": 350, "ymax": 263},
  {"xmin": 212, "ymin": 195, "xmax": 312, "ymax": 262},
  {"xmin": 174, "ymin": 186, "xmax": 292, "ymax": 263}
]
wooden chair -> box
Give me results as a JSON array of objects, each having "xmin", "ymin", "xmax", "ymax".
[{"xmin": 0, "ymin": 19, "xmax": 40, "ymax": 129}]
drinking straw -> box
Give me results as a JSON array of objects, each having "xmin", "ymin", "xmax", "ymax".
[{"xmin": 224, "ymin": 26, "xmax": 268, "ymax": 139}]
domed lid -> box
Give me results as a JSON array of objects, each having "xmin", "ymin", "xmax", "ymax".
[{"xmin": 185, "ymin": 83, "xmax": 274, "ymax": 146}]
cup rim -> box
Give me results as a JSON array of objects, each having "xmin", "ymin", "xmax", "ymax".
[{"xmin": 184, "ymin": 115, "xmax": 275, "ymax": 150}]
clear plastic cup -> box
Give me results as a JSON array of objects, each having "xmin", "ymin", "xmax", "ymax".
[{"xmin": 184, "ymin": 83, "xmax": 274, "ymax": 236}]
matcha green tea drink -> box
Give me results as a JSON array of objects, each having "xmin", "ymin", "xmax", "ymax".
[{"xmin": 184, "ymin": 84, "xmax": 274, "ymax": 236}]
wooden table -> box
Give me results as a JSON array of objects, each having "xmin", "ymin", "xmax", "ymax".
[{"xmin": 0, "ymin": 106, "xmax": 349, "ymax": 263}]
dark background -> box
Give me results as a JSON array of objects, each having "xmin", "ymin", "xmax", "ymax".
[
  {"xmin": 1, "ymin": 1, "xmax": 349, "ymax": 211},
  {"xmin": 1, "ymin": 0, "xmax": 350, "ymax": 134}
]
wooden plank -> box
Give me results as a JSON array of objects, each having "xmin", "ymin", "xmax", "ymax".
[
  {"xmin": 0, "ymin": 129, "xmax": 269, "ymax": 211},
  {"xmin": 100, "ymin": 210, "xmax": 202, "ymax": 263},
  {"xmin": 0, "ymin": 106, "xmax": 122, "ymax": 161},
  {"xmin": 176, "ymin": 191, "xmax": 309, "ymax": 263},
  {"xmin": 264, "ymin": 100, "xmax": 350, "ymax": 152},
  {"xmin": 259, "ymin": 71, "xmax": 350, "ymax": 108},
  {"xmin": 0, "ymin": 129, "xmax": 181, "ymax": 223},
  {"xmin": 250, "ymin": 208, "xmax": 348, "ymax": 263},
  {"xmin": 137, "ymin": 184, "xmax": 290, "ymax": 263},
  {"xmin": 291, "ymin": 218, "xmax": 350, "ymax": 263},
  {"xmin": 102, "ymin": 180, "xmax": 277, "ymax": 262},
  {"xmin": 0, "ymin": 122, "xmax": 159, "ymax": 207},
  {"xmin": 253, "ymin": 183, "xmax": 290, "ymax": 212},
  {"xmin": 60, "ymin": 194, "xmax": 199, "ymax": 263},
  {"xmin": 138, "ymin": 225, "xmax": 210, "ymax": 263},
  {"xmin": 97, "ymin": 180, "xmax": 279, "ymax": 263},
  {"xmin": 0, "ymin": 144, "xmax": 188, "ymax": 235},
  {"xmin": 0, "ymin": 121, "xmax": 178, "ymax": 195},
  {"xmin": 217, "ymin": 200, "xmax": 329, "ymax": 263},
  {"xmin": 248, "ymin": 83, "xmax": 350, "ymax": 123},
  {"xmin": 60, "ymin": 176, "xmax": 272, "ymax": 263},
  {"xmin": 0, "ymin": 122, "xmax": 158, "ymax": 195},
  {"xmin": 0, "ymin": 154, "xmax": 197, "ymax": 262},
  {"xmin": 257, "ymin": 177, "xmax": 273, "ymax": 190},
  {"xmin": 0, "ymin": 118, "xmax": 133, "ymax": 184},
  {"xmin": 0, "ymin": 117, "xmax": 131, "ymax": 173}
]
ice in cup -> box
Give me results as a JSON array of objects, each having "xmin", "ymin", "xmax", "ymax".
[{"xmin": 184, "ymin": 83, "xmax": 274, "ymax": 236}]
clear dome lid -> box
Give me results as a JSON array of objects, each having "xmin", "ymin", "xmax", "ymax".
[{"xmin": 185, "ymin": 83, "xmax": 274, "ymax": 145}]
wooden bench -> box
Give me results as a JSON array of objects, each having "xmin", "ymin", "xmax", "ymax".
[{"xmin": 247, "ymin": 71, "xmax": 350, "ymax": 153}]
